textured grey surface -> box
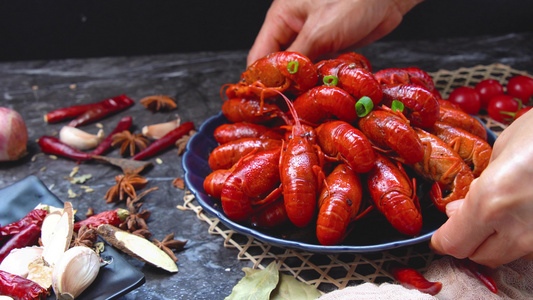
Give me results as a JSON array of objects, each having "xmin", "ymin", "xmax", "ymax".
[{"xmin": 0, "ymin": 32, "xmax": 532, "ymax": 299}]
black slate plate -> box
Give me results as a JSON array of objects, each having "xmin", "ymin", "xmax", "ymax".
[
  {"xmin": 0, "ymin": 175, "xmax": 145, "ymax": 300},
  {"xmin": 183, "ymin": 112, "xmax": 497, "ymax": 254}
]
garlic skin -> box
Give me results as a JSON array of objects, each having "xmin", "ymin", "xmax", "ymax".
[
  {"xmin": 52, "ymin": 246, "xmax": 100, "ymax": 300},
  {"xmin": 59, "ymin": 126, "xmax": 104, "ymax": 150},
  {"xmin": 142, "ymin": 118, "xmax": 180, "ymax": 140},
  {"xmin": 0, "ymin": 246, "xmax": 43, "ymax": 278},
  {"xmin": 0, "ymin": 107, "xmax": 28, "ymax": 161}
]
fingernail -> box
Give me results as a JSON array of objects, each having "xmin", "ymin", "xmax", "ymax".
[{"xmin": 445, "ymin": 199, "xmax": 463, "ymax": 217}]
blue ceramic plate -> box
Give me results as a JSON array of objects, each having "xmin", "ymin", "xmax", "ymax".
[
  {"xmin": 183, "ymin": 112, "xmax": 496, "ymax": 254},
  {"xmin": 0, "ymin": 176, "xmax": 145, "ymax": 300}
]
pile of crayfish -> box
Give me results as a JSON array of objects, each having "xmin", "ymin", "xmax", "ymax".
[{"xmin": 203, "ymin": 51, "xmax": 492, "ymax": 246}]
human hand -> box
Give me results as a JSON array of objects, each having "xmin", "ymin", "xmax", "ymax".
[
  {"xmin": 247, "ymin": 0, "xmax": 423, "ymax": 65},
  {"xmin": 430, "ymin": 108, "xmax": 533, "ymax": 268}
]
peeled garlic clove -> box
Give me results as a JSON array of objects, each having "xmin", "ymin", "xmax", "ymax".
[
  {"xmin": 142, "ymin": 118, "xmax": 180, "ymax": 140},
  {"xmin": 42, "ymin": 202, "xmax": 74, "ymax": 267},
  {"xmin": 52, "ymin": 246, "xmax": 100, "ymax": 300},
  {"xmin": 59, "ymin": 126, "xmax": 104, "ymax": 150},
  {"xmin": 0, "ymin": 246, "xmax": 43, "ymax": 278}
]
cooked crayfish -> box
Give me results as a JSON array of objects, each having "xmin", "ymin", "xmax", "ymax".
[
  {"xmin": 279, "ymin": 91, "xmax": 324, "ymax": 228},
  {"xmin": 223, "ymin": 51, "xmax": 318, "ymax": 101},
  {"xmin": 315, "ymin": 120, "xmax": 375, "ymax": 173},
  {"xmin": 213, "ymin": 122, "xmax": 284, "ymax": 144},
  {"xmin": 366, "ymin": 153, "xmax": 422, "ymax": 236},
  {"xmin": 409, "ymin": 128, "xmax": 475, "ymax": 212},
  {"xmin": 292, "ymin": 85, "xmax": 358, "ymax": 124},
  {"xmin": 316, "ymin": 58, "xmax": 383, "ymax": 106},
  {"xmin": 358, "ymin": 107, "xmax": 424, "ymax": 164},
  {"xmin": 221, "ymin": 97, "xmax": 291, "ymax": 124},
  {"xmin": 203, "ymin": 50, "xmax": 494, "ymax": 246},
  {"xmin": 208, "ymin": 137, "xmax": 282, "ymax": 170},
  {"xmin": 374, "ymin": 67, "xmax": 442, "ymax": 99},
  {"xmin": 316, "ymin": 164, "xmax": 365, "ymax": 245},
  {"xmin": 220, "ymin": 147, "xmax": 282, "ymax": 222},
  {"xmin": 381, "ymin": 83, "xmax": 440, "ymax": 128},
  {"xmin": 438, "ymin": 106, "xmax": 487, "ymax": 141},
  {"xmin": 430, "ymin": 121, "xmax": 492, "ymax": 177}
]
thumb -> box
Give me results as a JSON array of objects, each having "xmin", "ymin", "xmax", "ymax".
[{"xmin": 445, "ymin": 199, "xmax": 464, "ymax": 217}]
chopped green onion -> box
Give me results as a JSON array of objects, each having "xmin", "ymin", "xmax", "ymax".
[
  {"xmin": 287, "ymin": 61, "xmax": 299, "ymax": 74},
  {"xmin": 391, "ymin": 100, "xmax": 405, "ymax": 113},
  {"xmin": 355, "ymin": 96, "xmax": 374, "ymax": 117},
  {"xmin": 323, "ymin": 75, "xmax": 339, "ymax": 86}
]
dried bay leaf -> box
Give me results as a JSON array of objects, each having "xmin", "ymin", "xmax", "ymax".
[
  {"xmin": 225, "ymin": 261, "xmax": 279, "ymax": 300},
  {"xmin": 271, "ymin": 273, "xmax": 322, "ymax": 300}
]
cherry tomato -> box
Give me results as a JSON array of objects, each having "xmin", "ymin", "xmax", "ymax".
[
  {"xmin": 487, "ymin": 95, "xmax": 521, "ymax": 123},
  {"xmin": 475, "ymin": 79, "xmax": 504, "ymax": 109},
  {"xmin": 515, "ymin": 106, "xmax": 532, "ymax": 120},
  {"xmin": 447, "ymin": 86, "xmax": 481, "ymax": 115},
  {"xmin": 507, "ymin": 75, "xmax": 533, "ymax": 104}
]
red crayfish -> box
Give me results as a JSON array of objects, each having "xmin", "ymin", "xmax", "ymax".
[{"xmin": 205, "ymin": 50, "xmax": 493, "ymax": 247}]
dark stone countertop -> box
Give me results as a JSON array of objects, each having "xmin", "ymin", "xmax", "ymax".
[{"xmin": 1, "ymin": 31, "xmax": 532, "ymax": 299}]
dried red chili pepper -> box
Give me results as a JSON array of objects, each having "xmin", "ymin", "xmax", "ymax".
[
  {"xmin": 74, "ymin": 208, "xmax": 130, "ymax": 232},
  {"xmin": 38, "ymin": 135, "xmax": 94, "ymax": 161},
  {"xmin": 89, "ymin": 116, "xmax": 133, "ymax": 156},
  {"xmin": 0, "ymin": 223, "xmax": 41, "ymax": 263},
  {"xmin": 389, "ymin": 264, "xmax": 443, "ymax": 296},
  {"xmin": 132, "ymin": 121, "xmax": 194, "ymax": 161},
  {"xmin": 0, "ymin": 208, "xmax": 47, "ymax": 239},
  {"xmin": 456, "ymin": 259, "xmax": 498, "ymax": 294},
  {"xmin": 44, "ymin": 102, "xmax": 102, "ymax": 123},
  {"xmin": 68, "ymin": 94, "xmax": 135, "ymax": 127},
  {"xmin": 0, "ymin": 270, "xmax": 48, "ymax": 300}
]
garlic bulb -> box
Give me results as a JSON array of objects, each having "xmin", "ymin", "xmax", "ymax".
[
  {"xmin": 52, "ymin": 246, "xmax": 100, "ymax": 300},
  {"xmin": 59, "ymin": 126, "xmax": 104, "ymax": 150}
]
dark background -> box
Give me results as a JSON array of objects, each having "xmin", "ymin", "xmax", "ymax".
[{"xmin": 1, "ymin": 0, "xmax": 532, "ymax": 62}]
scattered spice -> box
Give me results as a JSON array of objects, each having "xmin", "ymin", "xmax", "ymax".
[
  {"xmin": 112, "ymin": 130, "xmax": 150, "ymax": 157},
  {"xmin": 139, "ymin": 95, "xmax": 177, "ymax": 112},
  {"xmin": 118, "ymin": 187, "xmax": 157, "ymax": 236},
  {"xmin": 172, "ymin": 177, "xmax": 185, "ymax": 190},
  {"xmin": 90, "ymin": 116, "xmax": 133, "ymax": 157},
  {"xmin": 68, "ymin": 174, "xmax": 92, "ymax": 184},
  {"xmin": 70, "ymin": 166, "xmax": 79, "ymax": 178},
  {"xmin": 175, "ymin": 129, "xmax": 196, "ymax": 156},
  {"xmin": 70, "ymin": 225, "xmax": 98, "ymax": 248},
  {"xmin": 152, "ymin": 233, "xmax": 187, "ymax": 262},
  {"xmin": 104, "ymin": 173, "xmax": 148, "ymax": 203},
  {"xmin": 67, "ymin": 189, "xmax": 78, "ymax": 199},
  {"xmin": 85, "ymin": 207, "xmax": 95, "ymax": 218}
]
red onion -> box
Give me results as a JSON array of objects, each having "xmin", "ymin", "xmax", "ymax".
[{"xmin": 0, "ymin": 107, "xmax": 28, "ymax": 161}]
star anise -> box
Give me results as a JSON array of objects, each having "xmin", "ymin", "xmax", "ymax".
[
  {"xmin": 139, "ymin": 95, "xmax": 177, "ymax": 112},
  {"xmin": 104, "ymin": 173, "xmax": 148, "ymax": 203},
  {"xmin": 119, "ymin": 187, "xmax": 157, "ymax": 235},
  {"xmin": 112, "ymin": 130, "xmax": 150, "ymax": 157},
  {"xmin": 70, "ymin": 225, "xmax": 98, "ymax": 248},
  {"xmin": 152, "ymin": 233, "xmax": 188, "ymax": 262}
]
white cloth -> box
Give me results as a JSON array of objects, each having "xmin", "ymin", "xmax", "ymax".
[{"xmin": 319, "ymin": 257, "xmax": 533, "ymax": 300}]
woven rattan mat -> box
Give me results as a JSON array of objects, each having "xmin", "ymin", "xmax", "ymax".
[{"xmin": 181, "ymin": 64, "xmax": 528, "ymax": 294}]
